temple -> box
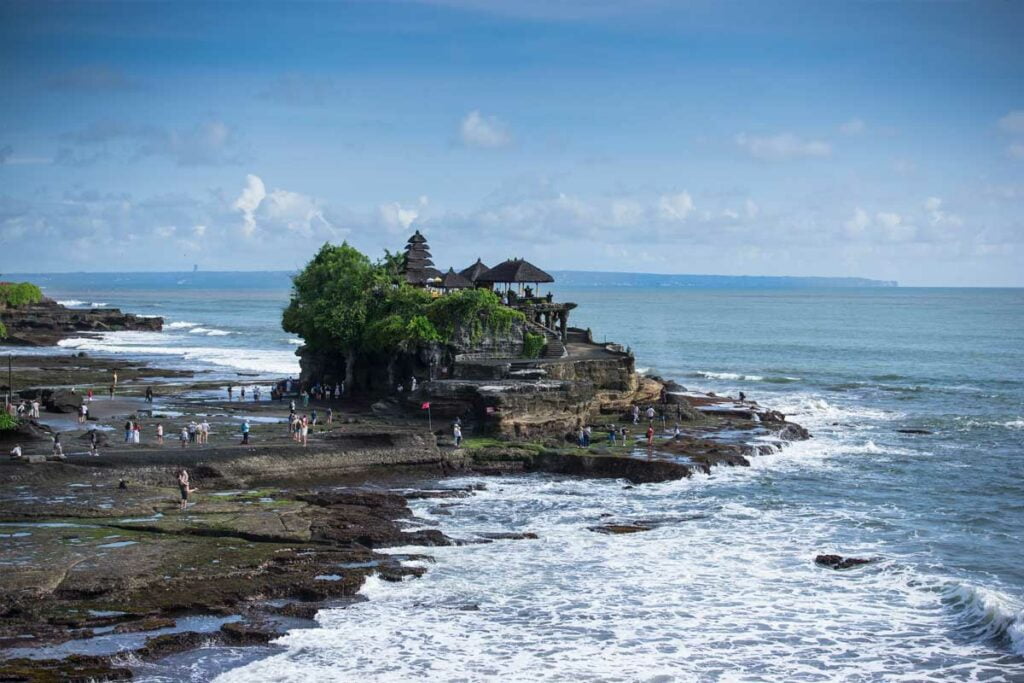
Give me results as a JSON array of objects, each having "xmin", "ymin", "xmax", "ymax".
[{"xmin": 400, "ymin": 230, "xmax": 577, "ymax": 346}]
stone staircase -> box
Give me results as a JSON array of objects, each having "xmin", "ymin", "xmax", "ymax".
[{"xmin": 526, "ymin": 321, "xmax": 567, "ymax": 359}]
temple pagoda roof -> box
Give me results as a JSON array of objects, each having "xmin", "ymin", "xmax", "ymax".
[
  {"xmin": 459, "ymin": 258, "xmax": 490, "ymax": 282},
  {"xmin": 476, "ymin": 258, "xmax": 554, "ymax": 284},
  {"xmin": 439, "ymin": 268, "xmax": 474, "ymax": 290}
]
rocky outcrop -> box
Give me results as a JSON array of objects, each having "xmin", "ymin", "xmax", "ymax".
[
  {"xmin": 0, "ymin": 299, "xmax": 162, "ymax": 346},
  {"xmin": 815, "ymin": 554, "xmax": 874, "ymax": 570}
]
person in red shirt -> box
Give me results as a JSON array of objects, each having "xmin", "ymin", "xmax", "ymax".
[{"xmin": 646, "ymin": 425, "xmax": 655, "ymax": 447}]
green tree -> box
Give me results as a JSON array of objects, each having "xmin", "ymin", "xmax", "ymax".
[{"xmin": 282, "ymin": 243, "xmax": 375, "ymax": 388}]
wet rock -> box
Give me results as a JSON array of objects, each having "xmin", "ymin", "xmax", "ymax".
[
  {"xmin": 220, "ymin": 621, "xmax": 277, "ymax": 646},
  {"xmin": 137, "ymin": 631, "xmax": 217, "ymax": 659},
  {"xmin": 112, "ymin": 616, "xmax": 176, "ymax": 634},
  {"xmin": 896, "ymin": 429, "xmax": 933, "ymax": 435},
  {"xmin": 588, "ymin": 523, "xmax": 653, "ymax": 535},
  {"xmin": 0, "ymin": 654, "xmax": 132, "ymax": 682},
  {"xmin": 473, "ymin": 532, "xmax": 538, "ymax": 541},
  {"xmin": 0, "ymin": 299, "xmax": 162, "ymax": 347},
  {"xmin": 42, "ymin": 389, "xmax": 84, "ymax": 414},
  {"xmin": 814, "ymin": 554, "xmax": 874, "ymax": 570}
]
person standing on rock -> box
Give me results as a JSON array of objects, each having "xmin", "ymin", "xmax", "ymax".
[
  {"xmin": 10, "ymin": 444, "xmax": 23, "ymax": 459},
  {"xmin": 177, "ymin": 469, "xmax": 195, "ymax": 511},
  {"xmin": 179, "ymin": 426, "xmax": 189, "ymax": 448},
  {"xmin": 52, "ymin": 433, "xmax": 64, "ymax": 459},
  {"xmin": 133, "ymin": 421, "xmax": 141, "ymax": 444},
  {"xmin": 646, "ymin": 424, "xmax": 655, "ymax": 448},
  {"xmin": 86, "ymin": 389, "xmax": 93, "ymax": 404},
  {"xmin": 156, "ymin": 422, "xmax": 164, "ymax": 445},
  {"xmin": 240, "ymin": 419, "xmax": 250, "ymax": 445},
  {"xmin": 112, "ymin": 371, "xmax": 118, "ymax": 388},
  {"xmin": 326, "ymin": 407, "xmax": 333, "ymax": 425},
  {"xmin": 89, "ymin": 429, "xmax": 100, "ymax": 457},
  {"xmin": 300, "ymin": 416, "xmax": 308, "ymax": 447},
  {"xmin": 453, "ymin": 423, "xmax": 463, "ymax": 447},
  {"xmin": 632, "ymin": 405, "xmax": 640, "ymax": 425},
  {"xmin": 79, "ymin": 402, "xmax": 88, "ymax": 424},
  {"xmin": 108, "ymin": 384, "xmax": 115, "ymax": 399},
  {"xmin": 646, "ymin": 406, "xmax": 656, "ymax": 422},
  {"xmin": 145, "ymin": 387, "xmax": 154, "ymax": 403},
  {"xmin": 227, "ymin": 385, "xmax": 233, "ymax": 400},
  {"xmin": 31, "ymin": 399, "xmax": 40, "ymax": 418},
  {"xmin": 240, "ymin": 386, "xmax": 246, "ymax": 400},
  {"xmin": 124, "ymin": 420, "xmax": 133, "ymax": 443}
]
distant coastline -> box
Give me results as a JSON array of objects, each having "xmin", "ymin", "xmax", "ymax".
[{"xmin": 7, "ymin": 270, "xmax": 898, "ymax": 289}]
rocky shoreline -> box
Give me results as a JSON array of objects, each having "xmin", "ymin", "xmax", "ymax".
[
  {"xmin": 0, "ymin": 298, "xmax": 162, "ymax": 347},
  {"xmin": 0, "ymin": 352, "xmax": 810, "ymax": 681}
]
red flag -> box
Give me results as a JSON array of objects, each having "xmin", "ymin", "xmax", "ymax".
[{"xmin": 421, "ymin": 402, "xmax": 431, "ymax": 410}]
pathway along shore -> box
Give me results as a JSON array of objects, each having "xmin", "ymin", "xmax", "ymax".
[{"xmin": 0, "ymin": 353, "xmax": 810, "ymax": 681}]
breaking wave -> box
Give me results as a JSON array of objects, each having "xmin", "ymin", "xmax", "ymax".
[{"xmin": 165, "ymin": 321, "xmax": 199, "ymax": 329}]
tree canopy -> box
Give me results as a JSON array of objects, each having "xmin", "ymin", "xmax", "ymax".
[
  {"xmin": 282, "ymin": 242, "xmax": 525, "ymax": 359},
  {"xmin": 0, "ymin": 282, "xmax": 43, "ymax": 308}
]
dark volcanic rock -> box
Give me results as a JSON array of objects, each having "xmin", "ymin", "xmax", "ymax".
[
  {"xmin": 0, "ymin": 654, "xmax": 132, "ymax": 682},
  {"xmin": 220, "ymin": 621, "xmax": 277, "ymax": 646},
  {"xmin": 0, "ymin": 298, "xmax": 162, "ymax": 347},
  {"xmin": 896, "ymin": 429, "xmax": 933, "ymax": 435},
  {"xmin": 588, "ymin": 523, "xmax": 654, "ymax": 535},
  {"xmin": 815, "ymin": 554, "xmax": 874, "ymax": 570},
  {"xmin": 473, "ymin": 531, "xmax": 539, "ymax": 541}
]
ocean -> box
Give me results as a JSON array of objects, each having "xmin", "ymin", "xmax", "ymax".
[{"xmin": 10, "ymin": 273, "xmax": 1024, "ymax": 681}]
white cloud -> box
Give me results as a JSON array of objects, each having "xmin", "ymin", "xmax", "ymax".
[
  {"xmin": 658, "ymin": 192, "xmax": 695, "ymax": 221},
  {"xmin": 997, "ymin": 110, "xmax": 1024, "ymax": 134},
  {"xmin": 844, "ymin": 208, "xmax": 870, "ymax": 238},
  {"xmin": 459, "ymin": 110, "xmax": 511, "ymax": 148},
  {"xmin": 734, "ymin": 132, "xmax": 831, "ymax": 161},
  {"xmin": 875, "ymin": 211, "xmax": 916, "ymax": 242},
  {"xmin": 923, "ymin": 197, "xmax": 962, "ymax": 228},
  {"xmin": 378, "ymin": 202, "xmax": 420, "ymax": 232},
  {"xmin": 839, "ymin": 118, "xmax": 866, "ymax": 136},
  {"xmin": 233, "ymin": 174, "xmax": 266, "ymax": 237},
  {"xmin": 258, "ymin": 189, "xmax": 330, "ymax": 237}
]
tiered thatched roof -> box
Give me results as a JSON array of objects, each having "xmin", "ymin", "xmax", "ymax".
[{"xmin": 401, "ymin": 231, "xmax": 440, "ymax": 284}]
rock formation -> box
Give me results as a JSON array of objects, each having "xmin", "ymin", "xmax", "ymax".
[{"xmin": 0, "ymin": 298, "xmax": 162, "ymax": 346}]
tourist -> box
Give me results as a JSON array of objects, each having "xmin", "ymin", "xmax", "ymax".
[
  {"xmin": 339, "ymin": 381, "xmax": 345, "ymax": 397},
  {"xmin": 631, "ymin": 405, "xmax": 640, "ymax": 424},
  {"xmin": 583, "ymin": 425, "xmax": 592, "ymax": 447},
  {"xmin": 179, "ymin": 426, "xmax": 189, "ymax": 448},
  {"xmin": 108, "ymin": 384, "xmax": 115, "ymax": 399},
  {"xmin": 608, "ymin": 426, "xmax": 617, "ymax": 445},
  {"xmin": 240, "ymin": 386, "xmax": 246, "ymax": 400},
  {"xmin": 145, "ymin": 387, "xmax": 154, "ymax": 403},
  {"xmin": 396, "ymin": 383, "xmax": 404, "ymax": 394},
  {"xmin": 620, "ymin": 427, "xmax": 629, "ymax": 444},
  {"xmin": 453, "ymin": 423, "xmax": 462, "ymax": 447},
  {"xmin": 289, "ymin": 399, "xmax": 296, "ymax": 412},
  {"xmin": 673, "ymin": 424, "xmax": 682, "ymax": 440},
  {"xmin": 177, "ymin": 469, "xmax": 193, "ymax": 511},
  {"xmin": 31, "ymin": 399, "xmax": 40, "ymax": 418},
  {"xmin": 156, "ymin": 422, "xmax": 164, "ymax": 445},
  {"xmin": 576, "ymin": 426, "xmax": 585, "ymax": 448},
  {"xmin": 240, "ymin": 419, "xmax": 250, "ymax": 445},
  {"xmin": 79, "ymin": 403, "xmax": 88, "ymax": 424},
  {"xmin": 124, "ymin": 420, "xmax": 133, "ymax": 443},
  {"xmin": 303, "ymin": 390, "xmax": 309, "ymax": 408},
  {"xmin": 112, "ymin": 371, "xmax": 118, "ymax": 387},
  {"xmin": 200, "ymin": 419, "xmax": 210, "ymax": 445},
  {"xmin": 188, "ymin": 421, "xmax": 197, "ymax": 444},
  {"xmin": 227, "ymin": 385, "xmax": 233, "ymax": 400},
  {"xmin": 52, "ymin": 433, "xmax": 63, "ymax": 458},
  {"xmin": 133, "ymin": 421, "xmax": 141, "ymax": 444},
  {"xmin": 89, "ymin": 430, "xmax": 100, "ymax": 457},
  {"xmin": 739, "ymin": 391, "xmax": 746, "ymax": 402},
  {"xmin": 300, "ymin": 415, "xmax": 308, "ymax": 447},
  {"xmin": 326, "ymin": 407, "xmax": 333, "ymax": 425},
  {"xmin": 10, "ymin": 444, "xmax": 23, "ymax": 459},
  {"xmin": 86, "ymin": 389, "xmax": 93, "ymax": 403},
  {"xmin": 646, "ymin": 424, "xmax": 655, "ymax": 447},
  {"xmin": 310, "ymin": 409, "xmax": 318, "ymax": 426},
  {"xmin": 410, "ymin": 376, "xmax": 417, "ymax": 391},
  {"xmin": 645, "ymin": 406, "xmax": 656, "ymax": 422},
  {"xmin": 253, "ymin": 386, "xmax": 260, "ymax": 401}
]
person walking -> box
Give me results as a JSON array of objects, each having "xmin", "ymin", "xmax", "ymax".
[
  {"xmin": 453, "ymin": 423, "xmax": 462, "ymax": 447},
  {"xmin": 86, "ymin": 389, "xmax": 93, "ymax": 404},
  {"xmin": 227, "ymin": 385, "xmax": 233, "ymax": 400},
  {"xmin": 326, "ymin": 407, "xmax": 333, "ymax": 425},
  {"xmin": 89, "ymin": 429, "xmax": 100, "ymax": 457},
  {"xmin": 108, "ymin": 384, "xmax": 115, "ymax": 399},
  {"xmin": 179, "ymin": 426, "xmax": 189, "ymax": 448},
  {"xmin": 145, "ymin": 386, "xmax": 154, "ymax": 403},
  {"xmin": 310, "ymin": 409, "xmax": 318, "ymax": 426},
  {"xmin": 583, "ymin": 425, "xmax": 592, "ymax": 447},
  {"xmin": 240, "ymin": 419, "xmax": 250, "ymax": 445},
  {"xmin": 124, "ymin": 420, "xmax": 133, "ymax": 443},
  {"xmin": 200, "ymin": 419, "xmax": 210, "ymax": 445},
  {"xmin": 31, "ymin": 399, "xmax": 40, "ymax": 419},
  {"xmin": 79, "ymin": 403, "xmax": 88, "ymax": 425},
  {"xmin": 632, "ymin": 405, "xmax": 640, "ymax": 425},
  {"xmin": 645, "ymin": 406, "xmax": 656, "ymax": 422},
  {"xmin": 156, "ymin": 422, "xmax": 164, "ymax": 445},
  {"xmin": 52, "ymin": 433, "xmax": 64, "ymax": 459},
  {"xmin": 240, "ymin": 386, "xmax": 246, "ymax": 400},
  {"xmin": 133, "ymin": 421, "xmax": 141, "ymax": 444},
  {"xmin": 300, "ymin": 416, "xmax": 308, "ymax": 447},
  {"xmin": 646, "ymin": 424, "xmax": 655, "ymax": 447}
]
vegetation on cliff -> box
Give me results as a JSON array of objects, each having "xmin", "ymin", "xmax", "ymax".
[
  {"xmin": 0, "ymin": 282, "xmax": 44, "ymax": 308},
  {"xmin": 282, "ymin": 243, "xmax": 525, "ymax": 385}
]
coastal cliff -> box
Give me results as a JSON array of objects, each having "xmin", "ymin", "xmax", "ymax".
[{"xmin": 0, "ymin": 298, "xmax": 163, "ymax": 346}]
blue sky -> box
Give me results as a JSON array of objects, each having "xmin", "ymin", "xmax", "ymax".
[{"xmin": 1, "ymin": 0, "xmax": 1022, "ymax": 285}]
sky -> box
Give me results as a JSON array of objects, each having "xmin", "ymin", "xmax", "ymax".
[{"xmin": 1, "ymin": 0, "xmax": 1022, "ymax": 286}]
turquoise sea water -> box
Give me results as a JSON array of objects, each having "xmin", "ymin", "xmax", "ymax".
[{"xmin": 10, "ymin": 273, "xmax": 1024, "ymax": 681}]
